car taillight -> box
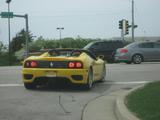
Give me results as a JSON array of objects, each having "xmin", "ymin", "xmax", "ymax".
[
  {"xmin": 76, "ymin": 62, "xmax": 83, "ymax": 68},
  {"xmin": 30, "ymin": 61, "xmax": 38, "ymax": 67},
  {"xmin": 68, "ymin": 61, "xmax": 83, "ymax": 69},
  {"xmin": 24, "ymin": 61, "xmax": 38, "ymax": 68},
  {"xmin": 120, "ymin": 48, "xmax": 128, "ymax": 53},
  {"xmin": 68, "ymin": 62, "xmax": 75, "ymax": 68}
]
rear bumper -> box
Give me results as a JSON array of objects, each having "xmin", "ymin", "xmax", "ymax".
[
  {"xmin": 114, "ymin": 55, "xmax": 131, "ymax": 62},
  {"xmin": 22, "ymin": 68, "xmax": 89, "ymax": 84}
]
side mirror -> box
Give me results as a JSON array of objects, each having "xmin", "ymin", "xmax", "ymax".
[{"xmin": 98, "ymin": 55, "xmax": 104, "ymax": 59}]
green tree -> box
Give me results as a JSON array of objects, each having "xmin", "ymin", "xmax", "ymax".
[
  {"xmin": 28, "ymin": 37, "xmax": 94, "ymax": 52},
  {"xmin": 0, "ymin": 41, "xmax": 4, "ymax": 54},
  {"xmin": 29, "ymin": 36, "xmax": 61, "ymax": 52},
  {"xmin": 0, "ymin": 41, "xmax": 7, "ymax": 54},
  {"xmin": 15, "ymin": 48, "xmax": 25, "ymax": 61},
  {"xmin": 10, "ymin": 29, "xmax": 33, "ymax": 53},
  {"xmin": 60, "ymin": 37, "xmax": 93, "ymax": 48}
]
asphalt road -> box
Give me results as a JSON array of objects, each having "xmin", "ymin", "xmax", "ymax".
[{"xmin": 0, "ymin": 62, "xmax": 160, "ymax": 120}]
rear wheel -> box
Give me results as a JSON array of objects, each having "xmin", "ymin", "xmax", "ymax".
[
  {"xmin": 132, "ymin": 54, "xmax": 143, "ymax": 64},
  {"xmin": 24, "ymin": 83, "xmax": 36, "ymax": 90},
  {"xmin": 85, "ymin": 69, "xmax": 93, "ymax": 90}
]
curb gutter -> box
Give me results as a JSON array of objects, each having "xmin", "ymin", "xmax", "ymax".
[
  {"xmin": 115, "ymin": 86, "xmax": 144, "ymax": 120},
  {"xmin": 82, "ymin": 85, "xmax": 145, "ymax": 120}
]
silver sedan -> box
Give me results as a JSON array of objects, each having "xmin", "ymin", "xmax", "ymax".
[{"xmin": 114, "ymin": 41, "xmax": 160, "ymax": 64}]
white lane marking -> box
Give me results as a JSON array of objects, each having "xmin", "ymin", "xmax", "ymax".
[
  {"xmin": 0, "ymin": 84, "xmax": 23, "ymax": 87},
  {"xmin": 0, "ymin": 81, "xmax": 149, "ymax": 87},
  {"xmin": 104, "ymin": 81, "xmax": 149, "ymax": 85}
]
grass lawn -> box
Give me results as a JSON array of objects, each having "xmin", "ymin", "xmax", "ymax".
[{"xmin": 126, "ymin": 81, "xmax": 160, "ymax": 120}]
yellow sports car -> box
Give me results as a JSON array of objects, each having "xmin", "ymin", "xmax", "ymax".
[{"xmin": 22, "ymin": 49, "xmax": 106, "ymax": 89}]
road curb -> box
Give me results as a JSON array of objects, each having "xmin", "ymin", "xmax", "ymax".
[
  {"xmin": 82, "ymin": 85, "xmax": 146, "ymax": 120},
  {"xmin": 81, "ymin": 94, "xmax": 107, "ymax": 120},
  {"xmin": 115, "ymin": 85, "xmax": 144, "ymax": 120}
]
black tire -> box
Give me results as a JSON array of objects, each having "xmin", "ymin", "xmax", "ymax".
[
  {"xmin": 99, "ymin": 65, "xmax": 106, "ymax": 82},
  {"xmin": 132, "ymin": 54, "xmax": 143, "ymax": 64},
  {"xmin": 85, "ymin": 69, "xmax": 93, "ymax": 90},
  {"xmin": 24, "ymin": 83, "xmax": 36, "ymax": 90}
]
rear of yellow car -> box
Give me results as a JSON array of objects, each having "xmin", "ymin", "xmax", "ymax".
[{"xmin": 22, "ymin": 54, "xmax": 93, "ymax": 89}]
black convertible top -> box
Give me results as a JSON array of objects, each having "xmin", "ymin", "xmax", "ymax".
[{"xmin": 48, "ymin": 48, "xmax": 97, "ymax": 60}]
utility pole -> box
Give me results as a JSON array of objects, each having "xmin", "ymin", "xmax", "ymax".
[
  {"xmin": 25, "ymin": 14, "xmax": 29, "ymax": 57},
  {"xmin": 6, "ymin": 0, "xmax": 11, "ymax": 65},
  {"xmin": 131, "ymin": 0, "xmax": 135, "ymax": 42}
]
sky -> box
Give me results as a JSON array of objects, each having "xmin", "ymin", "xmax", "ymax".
[{"xmin": 0, "ymin": 0, "xmax": 160, "ymax": 44}]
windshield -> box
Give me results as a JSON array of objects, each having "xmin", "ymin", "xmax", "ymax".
[{"xmin": 83, "ymin": 42, "xmax": 94, "ymax": 49}]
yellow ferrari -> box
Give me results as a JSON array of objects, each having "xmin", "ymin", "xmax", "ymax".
[{"xmin": 22, "ymin": 49, "xmax": 106, "ymax": 89}]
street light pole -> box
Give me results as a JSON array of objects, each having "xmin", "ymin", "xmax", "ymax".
[
  {"xmin": 57, "ymin": 27, "xmax": 64, "ymax": 48},
  {"xmin": 6, "ymin": 0, "xmax": 11, "ymax": 65},
  {"xmin": 131, "ymin": 0, "xmax": 135, "ymax": 42},
  {"xmin": 25, "ymin": 14, "xmax": 29, "ymax": 57}
]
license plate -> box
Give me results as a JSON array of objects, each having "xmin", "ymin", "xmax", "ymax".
[{"xmin": 46, "ymin": 71, "xmax": 57, "ymax": 77}]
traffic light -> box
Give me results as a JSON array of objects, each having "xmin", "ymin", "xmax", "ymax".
[
  {"xmin": 6, "ymin": 0, "xmax": 11, "ymax": 3},
  {"xmin": 125, "ymin": 20, "xmax": 129, "ymax": 35},
  {"xmin": 119, "ymin": 20, "xmax": 123, "ymax": 29}
]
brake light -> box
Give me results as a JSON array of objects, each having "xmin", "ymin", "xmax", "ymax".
[
  {"xmin": 68, "ymin": 62, "xmax": 75, "ymax": 68},
  {"xmin": 30, "ymin": 61, "xmax": 38, "ymax": 67},
  {"xmin": 68, "ymin": 61, "xmax": 83, "ymax": 68},
  {"xmin": 24, "ymin": 61, "xmax": 38, "ymax": 68},
  {"xmin": 120, "ymin": 48, "xmax": 128, "ymax": 53},
  {"xmin": 76, "ymin": 62, "xmax": 83, "ymax": 68}
]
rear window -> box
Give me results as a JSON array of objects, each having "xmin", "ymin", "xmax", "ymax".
[
  {"xmin": 154, "ymin": 43, "xmax": 160, "ymax": 48},
  {"xmin": 48, "ymin": 50, "xmax": 82, "ymax": 57},
  {"xmin": 84, "ymin": 41, "xmax": 124, "ymax": 50},
  {"xmin": 124, "ymin": 42, "xmax": 138, "ymax": 48},
  {"xmin": 138, "ymin": 42, "xmax": 154, "ymax": 48}
]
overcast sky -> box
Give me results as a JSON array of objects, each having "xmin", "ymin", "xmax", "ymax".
[{"xmin": 0, "ymin": 0, "xmax": 160, "ymax": 44}]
